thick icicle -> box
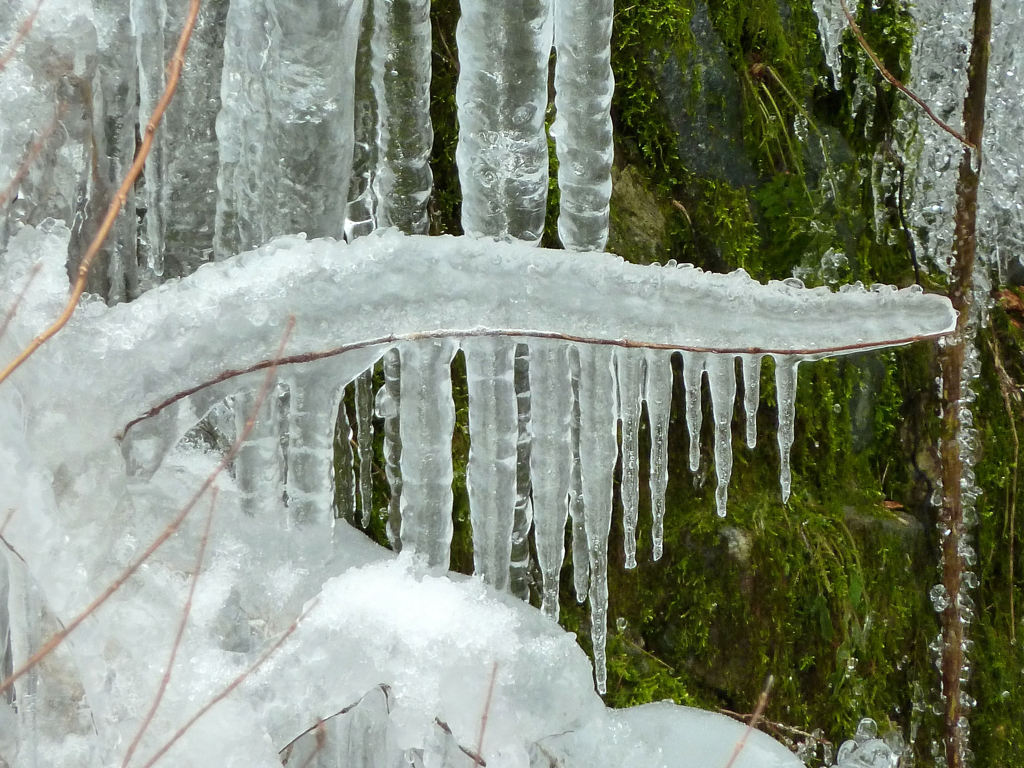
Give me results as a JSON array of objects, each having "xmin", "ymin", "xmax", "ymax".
[
  {"xmin": 334, "ymin": 393, "xmax": 358, "ymax": 524},
  {"xmin": 215, "ymin": 0, "xmax": 364, "ymax": 257},
  {"xmin": 773, "ymin": 356, "xmax": 800, "ymax": 503},
  {"xmin": 376, "ymin": 349, "xmax": 404, "ymax": 550},
  {"xmin": 705, "ymin": 355, "xmax": 737, "ymax": 518},
  {"xmin": 462, "ymin": 338, "xmax": 518, "ymax": 592},
  {"xmin": 551, "ymin": 0, "xmax": 614, "ymax": 251},
  {"xmin": 510, "ymin": 345, "xmax": 535, "ymax": 600},
  {"xmin": 575, "ymin": 344, "xmax": 618, "ymax": 693},
  {"xmin": 643, "ymin": 350, "xmax": 673, "ymax": 561},
  {"xmin": 397, "ymin": 339, "xmax": 457, "ymax": 569},
  {"xmin": 682, "ymin": 352, "xmax": 706, "ymax": 472},
  {"xmin": 615, "ymin": 348, "xmax": 644, "ymax": 568},
  {"xmin": 740, "ymin": 354, "xmax": 762, "ymax": 449},
  {"xmin": 371, "ymin": 0, "xmax": 433, "ymax": 234},
  {"xmin": 285, "ymin": 371, "xmax": 341, "ymax": 530},
  {"xmin": 528, "ymin": 339, "xmax": 575, "ymax": 618},
  {"xmin": 87, "ymin": 0, "xmax": 139, "ymax": 301},
  {"xmin": 568, "ymin": 346, "xmax": 590, "ymax": 602},
  {"xmin": 809, "ymin": 0, "xmax": 845, "ymax": 89},
  {"xmin": 234, "ymin": 386, "xmax": 285, "ymax": 519},
  {"xmin": 455, "ymin": 0, "xmax": 553, "ymax": 242},
  {"xmin": 355, "ymin": 370, "xmax": 376, "ymax": 527},
  {"xmin": 133, "ymin": 0, "xmax": 227, "ymax": 281},
  {"xmin": 345, "ymin": 0, "xmax": 379, "ymax": 242}
]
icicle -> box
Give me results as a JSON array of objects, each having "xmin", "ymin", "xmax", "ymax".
[
  {"xmin": 397, "ymin": 339, "xmax": 457, "ymax": 569},
  {"xmin": 355, "ymin": 369, "xmax": 376, "ymax": 527},
  {"xmin": 285, "ymin": 371, "xmax": 341, "ymax": 530},
  {"xmin": 377, "ymin": 349, "xmax": 404, "ymax": 550},
  {"xmin": 90, "ymin": 0, "xmax": 139, "ymax": 301},
  {"xmin": 455, "ymin": 0, "xmax": 553, "ymax": 242},
  {"xmin": 510, "ymin": 344, "xmax": 535, "ymax": 600},
  {"xmin": 527, "ymin": 339, "xmax": 574, "ymax": 619},
  {"xmin": 774, "ymin": 356, "xmax": 800, "ymax": 503},
  {"xmin": 740, "ymin": 353, "xmax": 762, "ymax": 449},
  {"xmin": 371, "ymin": 0, "xmax": 433, "ymax": 234},
  {"xmin": 234, "ymin": 385, "xmax": 285, "ymax": 519},
  {"xmin": 334, "ymin": 393, "xmax": 358, "ymax": 524},
  {"xmin": 809, "ymin": 0, "xmax": 845, "ymax": 89},
  {"xmin": 682, "ymin": 352, "xmax": 706, "ymax": 472},
  {"xmin": 215, "ymin": 0, "xmax": 365, "ymax": 257},
  {"xmin": 462, "ymin": 338, "xmax": 518, "ymax": 592},
  {"xmin": 568, "ymin": 346, "xmax": 590, "ymax": 603},
  {"xmin": 705, "ymin": 355, "xmax": 736, "ymax": 518},
  {"xmin": 642, "ymin": 350, "xmax": 673, "ymax": 561},
  {"xmin": 615, "ymin": 348, "xmax": 644, "ymax": 568},
  {"xmin": 551, "ymin": 0, "xmax": 614, "ymax": 251},
  {"xmin": 345, "ymin": 0, "xmax": 379, "ymax": 242},
  {"xmin": 133, "ymin": 0, "xmax": 227, "ymax": 280},
  {"xmin": 576, "ymin": 344, "xmax": 617, "ymax": 693}
]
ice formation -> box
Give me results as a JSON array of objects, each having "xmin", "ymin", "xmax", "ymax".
[{"xmin": 0, "ymin": 0, "xmax": 962, "ymax": 765}]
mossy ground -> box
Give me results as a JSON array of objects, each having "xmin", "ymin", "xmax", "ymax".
[{"xmin": 335, "ymin": 0, "xmax": 1024, "ymax": 763}]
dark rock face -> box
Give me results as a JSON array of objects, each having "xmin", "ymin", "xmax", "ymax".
[{"xmin": 653, "ymin": 1, "xmax": 756, "ymax": 187}]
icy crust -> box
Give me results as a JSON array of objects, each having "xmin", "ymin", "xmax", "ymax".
[{"xmin": 20, "ymin": 229, "xmax": 954, "ymax": 431}]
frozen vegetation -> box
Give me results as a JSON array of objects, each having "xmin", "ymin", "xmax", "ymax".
[{"xmin": 3, "ymin": 0, "xmax": 1011, "ymax": 765}]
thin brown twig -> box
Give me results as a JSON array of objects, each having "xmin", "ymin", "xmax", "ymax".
[
  {"xmin": 0, "ymin": 0, "xmax": 202, "ymax": 388},
  {"xmin": 0, "ymin": 316, "xmax": 295, "ymax": 699},
  {"xmin": 0, "ymin": 508, "xmax": 14, "ymax": 538},
  {"xmin": 988, "ymin": 333, "xmax": 1019, "ymax": 640},
  {"xmin": 294, "ymin": 721, "xmax": 327, "ymax": 768},
  {"xmin": 0, "ymin": 0, "xmax": 44, "ymax": 75},
  {"xmin": 120, "ymin": 487, "xmax": 219, "ymax": 768},
  {"xmin": 0, "ymin": 262, "xmax": 42, "ymax": 342},
  {"xmin": 473, "ymin": 663, "xmax": 499, "ymax": 767},
  {"xmin": 838, "ymin": 0, "xmax": 975, "ymax": 151},
  {"xmin": 722, "ymin": 675, "xmax": 774, "ymax": 768},
  {"xmin": 0, "ymin": 103, "xmax": 67, "ymax": 209},
  {"xmin": 120, "ymin": 326, "xmax": 952, "ymax": 439},
  {"xmin": 136, "ymin": 597, "xmax": 318, "ymax": 768},
  {"xmin": 717, "ymin": 708, "xmax": 830, "ymax": 745}
]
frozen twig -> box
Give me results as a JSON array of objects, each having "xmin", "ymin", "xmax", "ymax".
[
  {"xmin": 136, "ymin": 597, "xmax": 317, "ymax": 768},
  {"xmin": 121, "ymin": 327, "xmax": 951, "ymax": 439},
  {"xmin": 0, "ymin": 316, "xmax": 295, "ymax": 699},
  {"xmin": 120, "ymin": 488, "xmax": 219, "ymax": 768},
  {"xmin": 0, "ymin": 0, "xmax": 44, "ymax": 75},
  {"xmin": 838, "ymin": 0, "xmax": 974, "ymax": 151},
  {"xmin": 0, "ymin": 508, "xmax": 14, "ymax": 538},
  {"xmin": 473, "ymin": 663, "xmax": 499, "ymax": 767},
  {"xmin": 0, "ymin": 0, "xmax": 202, "ymax": 388}
]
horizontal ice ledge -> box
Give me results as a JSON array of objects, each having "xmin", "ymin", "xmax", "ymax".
[{"xmin": 20, "ymin": 227, "xmax": 956, "ymax": 430}]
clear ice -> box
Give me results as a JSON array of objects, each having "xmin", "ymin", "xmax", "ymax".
[{"xmin": 0, "ymin": 0, "xmax": 966, "ymax": 764}]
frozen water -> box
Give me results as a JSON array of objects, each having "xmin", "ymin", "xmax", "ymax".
[{"xmin": 0, "ymin": 0, "xmax": 965, "ymax": 763}]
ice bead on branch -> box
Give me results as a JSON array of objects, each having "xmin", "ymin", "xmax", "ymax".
[
  {"xmin": 455, "ymin": 0, "xmax": 553, "ymax": 243},
  {"xmin": 551, "ymin": 0, "xmax": 614, "ymax": 251}
]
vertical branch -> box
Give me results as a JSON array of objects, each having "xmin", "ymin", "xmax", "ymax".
[{"xmin": 938, "ymin": 1, "xmax": 991, "ymax": 766}]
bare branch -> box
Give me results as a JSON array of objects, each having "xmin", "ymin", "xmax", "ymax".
[
  {"xmin": 120, "ymin": 326, "xmax": 952, "ymax": 439},
  {"xmin": 838, "ymin": 0, "xmax": 974, "ymax": 151},
  {"xmin": 0, "ymin": 0, "xmax": 44, "ymax": 75},
  {"xmin": 0, "ymin": 103, "xmax": 66, "ymax": 209},
  {"xmin": 722, "ymin": 675, "xmax": 774, "ymax": 768},
  {"xmin": 0, "ymin": 0, "xmax": 202, "ymax": 388},
  {"xmin": 473, "ymin": 663, "xmax": 499, "ymax": 767}
]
